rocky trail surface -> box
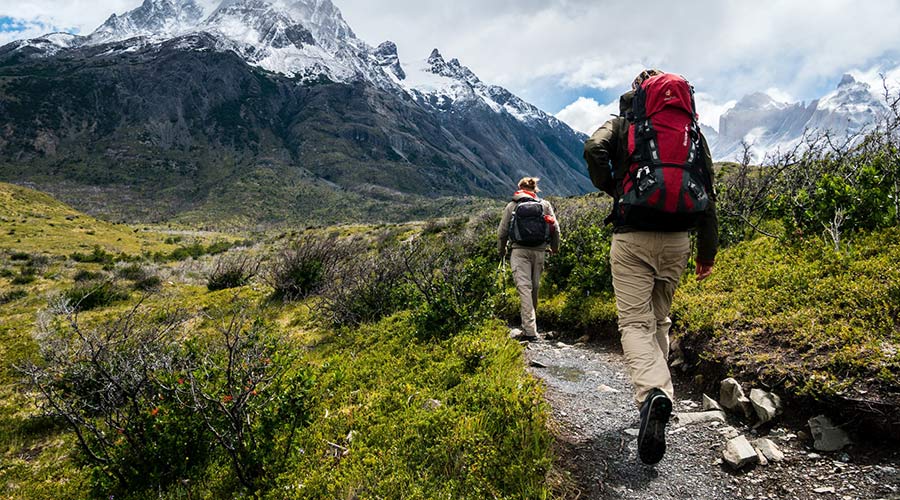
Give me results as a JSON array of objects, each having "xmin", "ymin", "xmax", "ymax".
[{"xmin": 524, "ymin": 335, "xmax": 900, "ymax": 500}]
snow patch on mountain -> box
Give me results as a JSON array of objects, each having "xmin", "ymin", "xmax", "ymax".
[
  {"xmin": 3, "ymin": 0, "xmax": 578, "ymax": 133},
  {"xmin": 711, "ymin": 75, "xmax": 887, "ymax": 162}
]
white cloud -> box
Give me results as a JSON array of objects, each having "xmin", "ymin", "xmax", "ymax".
[
  {"xmin": 0, "ymin": 17, "xmax": 61, "ymax": 44},
  {"xmin": 764, "ymin": 87, "xmax": 794, "ymax": 104},
  {"xmin": 694, "ymin": 93, "xmax": 737, "ymax": 132},
  {"xmin": 0, "ymin": 1, "xmax": 138, "ymax": 37},
  {"xmin": 2, "ymin": 0, "xmax": 900, "ymax": 115},
  {"xmin": 555, "ymin": 97, "xmax": 618, "ymax": 135}
]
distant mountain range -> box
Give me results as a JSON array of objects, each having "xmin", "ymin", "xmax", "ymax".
[
  {"xmin": 707, "ymin": 74, "xmax": 888, "ymax": 161},
  {"xmin": 0, "ymin": 0, "xmax": 591, "ymax": 225}
]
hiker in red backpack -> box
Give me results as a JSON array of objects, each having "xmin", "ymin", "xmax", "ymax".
[
  {"xmin": 497, "ymin": 177, "xmax": 561, "ymax": 342},
  {"xmin": 584, "ymin": 69, "xmax": 719, "ymax": 465}
]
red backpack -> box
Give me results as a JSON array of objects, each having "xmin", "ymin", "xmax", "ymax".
[{"xmin": 617, "ymin": 73, "xmax": 711, "ymax": 230}]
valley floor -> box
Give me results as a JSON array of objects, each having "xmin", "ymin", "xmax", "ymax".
[{"xmin": 526, "ymin": 335, "xmax": 900, "ymax": 500}]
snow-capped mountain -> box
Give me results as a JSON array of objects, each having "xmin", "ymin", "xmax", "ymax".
[
  {"xmin": 0, "ymin": 0, "xmax": 591, "ymax": 224},
  {"xmin": 711, "ymin": 74, "xmax": 887, "ymax": 161},
  {"xmin": 10, "ymin": 0, "xmax": 558, "ymax": 129}
]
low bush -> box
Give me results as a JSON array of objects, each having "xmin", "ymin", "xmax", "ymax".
[
  {"xmin": 0, "ymin": 289, "xmax": 27, "ymax": 304},
  {"xmin": 320, "ymin": 244, "xmax": 414, "ymax": 326},
  {"xmin": 20, "ymin": 299, "xmax": 314, "ymax": 497},
  {"xmin": 73, "ymin": 269, "xmax": 104, "ymax": 282},
  {"xmin": 264, "ymin": 235, "xmax": 357, "ymax": 301},
  {"xmin": 63, "ymin": 281, "xmax": 130, "ymax": 311},
  {"xmin": 11, "ymin": 267, "xmax": 37, "ymax": 285},
  {"xmin": 71, "ymin": 246, "xmax": 116, "ymax": 264},
  {"xmin": 207, "ymin": 254, "xmax": 259, "ymax": 291},
  {"xmin": 401, "ymin": 239, "xmax": 499, "ymax": 338},
  {"xmin": 543, "ymin": 196, "xmax": 613, "ymax": 296}
]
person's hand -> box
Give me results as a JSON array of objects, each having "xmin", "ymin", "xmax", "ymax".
[{"xmin": 696, "ymin": 262, "xmax": 714, "ymax": 282}]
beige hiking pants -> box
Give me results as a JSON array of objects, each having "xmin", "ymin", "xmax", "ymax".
[
  {"xmin": 610, "ymin": 231, "xmax": 691, "ymax": 406},
  {"xmin": 510, "ymin": 247, "xmax": 546, "ymax": 336}
]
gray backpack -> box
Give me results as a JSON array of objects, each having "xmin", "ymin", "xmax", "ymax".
[{"xmin": 509, "ymin": 198, "xmax": 549, "ymax": 246}]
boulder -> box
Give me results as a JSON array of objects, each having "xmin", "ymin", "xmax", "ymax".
[
  {"xmin": 749, "ymin": 389, "xmax": 782, "ymax": 423},
  {"xmin": 753, "ymin": 438, "xmax": 785, "ymax": 462},
  {"xmin": 720, "ymin": 378, "xmax": 753, "ymax": 417},
  {"xmin": 809, "ymin": 415, "xmax": 852, "ymax": 451},
  {"xmin": 723, "ymin": 435, "xmax": 759, "ymax": 469}
]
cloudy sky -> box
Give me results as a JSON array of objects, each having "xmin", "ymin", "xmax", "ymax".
[{"xmin": 2, "ymin": 0, "xmax": 899, "ymax": 134}]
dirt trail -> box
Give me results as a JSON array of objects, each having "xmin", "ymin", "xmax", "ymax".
[{"xmin": 524, "ymin": 336, "xmax": 900, "ymax": 500}]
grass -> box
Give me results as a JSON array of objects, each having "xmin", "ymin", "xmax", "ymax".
[
  {"xmin": 0, "ymin": 185, "xmax": 554, "ymax": 499},
  {"xmin": 674, "ymin": 228, "xmax": 900, "ymax": 400},
  {"xmin": 0, "ymin": 182, "xmax": 177, "ymax": 256}
]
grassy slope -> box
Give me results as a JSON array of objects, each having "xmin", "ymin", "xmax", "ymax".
[
  {"xmin": 0, "ymin": 182, "xmax": 178, "ymax": 255},
  {"xmin": 0, "ymin": 186, "xmax": 553, "ymax": 499},
  {"xmin": 674, "ymin": 229, "xmax": 900, "ymax": 403}
]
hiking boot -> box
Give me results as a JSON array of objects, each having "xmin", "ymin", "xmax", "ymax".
[
  {"xmin": 518, "ymin": 334, "xmax": 539, "ymax": 342},
  {"xmin": 638, "ymin": 388, "xmax": 672, "ymax": 465}
]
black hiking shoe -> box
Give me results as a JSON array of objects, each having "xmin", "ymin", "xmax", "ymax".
[
  {"xmin": 638, "ymin": 388, "xmax": 672, "ymax": 465},
  {"xmin": 518, "ymin": 334, "xmax": 539, "ymax": 342}
]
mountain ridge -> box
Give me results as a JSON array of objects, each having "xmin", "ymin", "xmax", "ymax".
[{"xmin": 0, "ymin": 0, "xmax": 592, "ymax": 225}]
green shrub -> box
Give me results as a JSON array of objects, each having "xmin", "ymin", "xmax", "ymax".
[
  {"xmin": 11, "ymin": 265, "xmax": 38, "ymax": 285},
  {"xmin": 63, "ymin": 281, "xmax": 130, "ymax": 311},
  {"xmin": 0, "ymin": 289, "xmax": 27, "ymax": 304},
  {"xmin": 543, "ymin": 196, "xmax": 613, "ymax": 296},
  {"xmin": 320, "ymin": 245, "xmax": 415, "ymax": 326},
  {"xmin": 207, "ymin": 254, "xmax": 258, "ymax": 292},
  {"xmin": 132, "ymin": 275, "xmax": 162, "ymax": 292},
  {"xmin": 9, "ymin": 251, "xmax": 30, "ymax": 261},
  {"xmin": 71, "ymin": 246, "xmax": 115, "ymax": 264},
  {"xmin": 403, "ymin": 241, "xmax": 499, "ymax": 338},
  {"xmin": 264, "ymin": 235, "xmax": 356, "ymax": 301},
  {"xmin": 21, "ymin": 300, "xmax": 315, "ymax": 497},
  {"xmin": 115, "ymin": 263, "xmax": 149, "ymax": 281},
  {"xmin": 73, "ymin": 269, "xmax": 104, "ymax": 282}
]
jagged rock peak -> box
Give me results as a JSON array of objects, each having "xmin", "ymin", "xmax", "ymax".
[
  {"xmin": 375, "ymin": 41, "xmax": 398, "ymax": 58},
  {"xmin": 91, "ymin": 0, "xmax": 206, "ymax": 42},
  {"xmin": 428, "ymin": 48, "xmax": 444, "ymax": 64},
  {"xmin": 206, "ymin": 0, "xmax": 316, "ymax": 50},
  {"xmin": 373, "ymin": 41, "xmax": 405, "ymax": 80},
  {"xmin": 838, "ymin": 73, "xmax": 857, "ymax": 88}
]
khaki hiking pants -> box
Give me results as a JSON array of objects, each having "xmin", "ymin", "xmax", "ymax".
[
  {"xmin": 610, "ymin": 231, "xmax": 691, "ymax": 406},
  {"xmin": 510, "ymin": 247, "xmax": 546, "ymax": 336}
]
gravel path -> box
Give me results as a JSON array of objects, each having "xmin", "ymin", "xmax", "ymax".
[{"xmin": 524, "ymin": 335, "xmax": 900, "ymax": 500}]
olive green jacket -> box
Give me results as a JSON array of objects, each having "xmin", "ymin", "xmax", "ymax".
[{"xmin": 583, "ymin": 91, "xmax": 719, "ymax": 265}]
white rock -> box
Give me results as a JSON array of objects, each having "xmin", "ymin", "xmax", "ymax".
[
  {"xmin": 720, "ymin": 378, "xmax": 753, "ymax": 418},
  {"xmin": 508, "ymin": 328, "xmax": 523, "ymax": 338},
  {"xmin": 749, "ymin": 389, "xmax": 782, "ymax": 423},
  {"xmin": 676, "ymin": 411, "xmax": 727, "ymax": 426},
  {"xmin": 753, "ymin": 438, "xmax": 785, "ymax": 462},
  {"xmin": 809, "ymin": 415, "xmax": 852, "ymax": 452},
  {"xmin": 718, "ymin": 425, "xmax": 741, "ymax": 439},
  {"xmin": 597, "ymin": 384, "xmax": 620, "ymax": 394},
  {"xmin": 703, "ymin": 394, "xmax": 724, "ymax": 412},
  {"xmin": 723, "ymin": 435, "xmax": 759, "ymax": 469},
  {"xmin": 813, "ymin": 486, "xmax": 835, "ymax": 494}
]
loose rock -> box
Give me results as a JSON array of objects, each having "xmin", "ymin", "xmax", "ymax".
[
  {"xmin": 809, "ymin": 415, "xmax": 852, "ymax": 452},
  {"xmin": 703, "ymin": 394, "xmax": 724, "ymax": 412},
  {"xmin": 723, "ymin": 435, "xmax": 759, "ymax": 470},
  {"xmin": 749, "ymin": 389, "xmax": 782, "ymax": 423},
  {"xmin": 676, "ymin": 411, "xmax": 727, "ymax": 426},
  {"xmin": 720, "ymin": 378, "xmax": 753, "ymax": 418},
  {"xmin": 753, "ymin": 438, "xmax": 785, "ymax": 463}
]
